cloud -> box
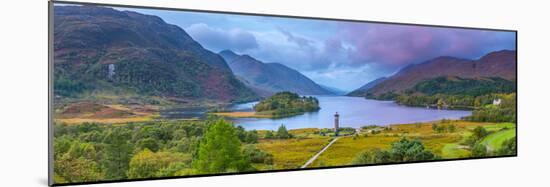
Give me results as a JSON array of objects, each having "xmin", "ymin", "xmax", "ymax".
[
  {"xmin": 185, "ymin": 23, "xmax": 259, "ymax": 52},
  {"xmin": 241, "ymin": 29, "xmax": 330, "ymax": 70},
  {"xmin": 278, "ymin": 27, "xmax": 314, "ymax": 48},
  {"xmin": 247, "ymin": 23, "xmax": 515, "ymax": 90},
  {"xmin": 181, "ymin": 19, "xmax": 514, "ymax": 91},
  {"xmin": 338, "ymin": 23, "xmax": 516, "ymax": 69},
  {"xmin": 246, "ymin": 28, "xmax": 356, "ymax": 71},
  {"xmin": 119, "ymin": 6, "xmax": 515, "ymax": 91}
]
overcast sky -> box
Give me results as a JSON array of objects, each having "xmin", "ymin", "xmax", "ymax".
[{"xmin": 115, "ymin": 6, "xmax": 516, "ymax": 91}]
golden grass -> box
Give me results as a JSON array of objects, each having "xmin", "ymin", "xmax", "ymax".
[
  {"xmin": 105, "ymin": 104, "xmax": 131, "ymax": 111},
  {"xmin": 211, "ymin": 112, "xmax": 273, "ymax": 118},
  {"xmin": 388, "ymin": 120, "xmax": 494, "ymax": 136},
  {"xmin": 306, "ymin": 120, "xmax": 510, "ymax": 168},
  {"xmin": 309, "ymin": 135, "xmax": 399, "ymax": 168},
  {"xmin": 54, "ymin": 101, "xmax": 164, "ymax": 125},
  {"xmin": 289, "ymin": 128, "xmax": 318, "ymax": 134},
  {"xmin": 256, "ymin": 137, "xmax": 331, "ymax": 169},
  {"xmin": 54, "ymin": 114, "xmax": 158, "ymax": 125}
]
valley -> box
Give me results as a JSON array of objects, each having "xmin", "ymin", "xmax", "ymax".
[{"xmin": 51, "ymin": 4, "xmax": 517, "ymax": 185}]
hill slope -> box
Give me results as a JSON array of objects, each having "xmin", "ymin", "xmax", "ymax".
[
  {"xmin": 410, "ymin": 76, "xmax": 516, "ymax": 96},
  {"xmin": 219, "ymin": 50, "xmax": 333, "ymax": 96},
  {"xmin": 347, "ymin": 77, "xmax": 387, "ymax": 96},
  {"xmin": 53, "ymin": 6, "xmax": 256, "ymax": 103},
  {"xmin": 352, "ymin": 50, "xmax": 516, "ymax": 97}
]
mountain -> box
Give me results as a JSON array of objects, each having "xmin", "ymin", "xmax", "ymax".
[
  {"xmin": 53, "ymin": 6, "xmax": 257, "ymax": 102},
  {"xmin": 319, "ymin": 84, "xmax": 347, "ymax": 95},
  {"xmin": 347, "ymin": 77, "xmax": 387, "ymax": 96},
  {"xmin": 356, "ymin": 50, "xmax": 516, "ymax": 97},
  {"xmin": 409, "ymin": 76, "xmax": 516, "ymax": 96},
  {"xmin": 219, "ymin": 50, "xmax": 333, "ymax": 96}
]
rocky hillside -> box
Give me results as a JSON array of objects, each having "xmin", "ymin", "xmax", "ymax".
[
  {"xmin": 219, "ymin": 50, "xmax": 333, "ymax": 96},
  {"xmin": 53, "ymin": 6, "xmax": 257, "ymax": 102}
]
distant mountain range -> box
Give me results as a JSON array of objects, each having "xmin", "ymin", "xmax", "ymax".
[
  {"xmin": 54, "ymin": 6, "xmax": 515, "ymax": 104},
  {"xmin": 219, "ymin": 50, "xmax": 333, "ymax": 96},
  {"xmin": 53, "ymin": 6, "xmax": 257, "ymax": 102},
  {"xmin": 348, "ymin": 50, "xmax": 516, "ymax": 97}
]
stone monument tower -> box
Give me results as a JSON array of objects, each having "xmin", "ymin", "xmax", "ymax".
[{"xmin": 334, "ymin": 112, "xmax": 340, "ymax": 136}]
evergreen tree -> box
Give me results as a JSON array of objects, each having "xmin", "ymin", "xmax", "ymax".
[
  {"xmin": 193, "ymin": 119, "xmax": 251, "ymax": 173},
  {"xmin": 389, "ymin": 138, "xmax": 436, "ymax": 162},
  {"xmin": 276, "ymin": 124, "xmax": 291, "ymax": 139},
  {"xmin": 352, "ymin": 138, "xmax": 436, "ymax": 165},
  {"xmin": 102, "ymin": 127, "xmax": 133, "ymax": 180}
]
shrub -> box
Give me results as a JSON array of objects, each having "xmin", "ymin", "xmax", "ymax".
[
  {"xmin": 471, "ymin": 143, "xmax": 488, "ymax": 157},
  {"xmin": 352, "ymin": 138, "xmax": 436, "ymax": 165},
  {"xmin": 276, "ymin": 124, "xmax": 292, "ymax": 139},
  {"xmin": 242, "ymin": 145, "xmax": 274, "ymax": 165}
]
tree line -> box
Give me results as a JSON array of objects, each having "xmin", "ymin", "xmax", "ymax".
[
  {"xmin": 254, "ymin": 92, "xmax": 320, "ymax": 117},
  {"xmin": 465, "ymin": 93, "xmax": 516, "ymax": 123},
  {"xmin": 53, "ymin": 117, "xmax": 272, "ymax": 183}
]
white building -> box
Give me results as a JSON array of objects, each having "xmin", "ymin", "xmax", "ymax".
[{"xmin": 493, "ymin": 98, "xmax": 502, "ymax": 105}]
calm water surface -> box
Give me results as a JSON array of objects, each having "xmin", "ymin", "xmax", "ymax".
[
  {"xmin": 230, "ymin": 96, "xmax": 471, "ymax": 130},
  {"xmin": 161, "ymin": 96, "xmax": 471, "ymax": 131}
]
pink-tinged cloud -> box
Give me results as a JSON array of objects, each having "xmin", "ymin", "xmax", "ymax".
[{"xmin": 338, "ymin": 22, "xmax": 515, "ymax": 68}]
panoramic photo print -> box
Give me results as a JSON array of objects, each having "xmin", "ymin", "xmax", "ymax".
[{"xmin": 51, "ymin": 3, "xmax": 517, "ymax": 184}]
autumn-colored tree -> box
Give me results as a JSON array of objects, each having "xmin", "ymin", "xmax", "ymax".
[
  {"xmin": 54, "ymin": 155, "xmax": 103, "ymax": 183},
  {"xmin": 127, "ymin": 149, "xmax": 192, "ymax": 178}
]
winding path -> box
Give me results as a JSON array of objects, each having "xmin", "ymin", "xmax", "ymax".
[{"xmin": 301, "ymin": 137, "xmax": 341, "ymax": 168}]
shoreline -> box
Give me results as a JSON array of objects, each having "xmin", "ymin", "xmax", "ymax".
[
  {"xmin": 348, "ymin": 95, "xmax": 478, "ymax": 111},
  {"xmin": 54, "ymin": 95, "xmax": 474, "ymax": 127}
]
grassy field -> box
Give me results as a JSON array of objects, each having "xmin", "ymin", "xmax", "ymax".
[
  {"xmin": 256, "ymin": 137, "xmax": 331, "ymax": 169},
  {"xmin": 268, "ymin": 120, "xmax": 515, "ymax": 169},
  {"xmin": 309, "ymin": 135, "xmax": 398, "ymax": 167},
  {"xmin": 481, "ymin": 128, "xmax": 516, "ymax": 150},
  {"xmin": 441, "ymin": 143, "xmax": 470, "ymax": 158},
  {"xmin": 470, "ymin": 122, "xmax": 515, "ymax": 131}
]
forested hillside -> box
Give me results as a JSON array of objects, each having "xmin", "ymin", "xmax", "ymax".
[{"xmin": 54, "ymin": 6, "xmax": 257, "ymax": 103}]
